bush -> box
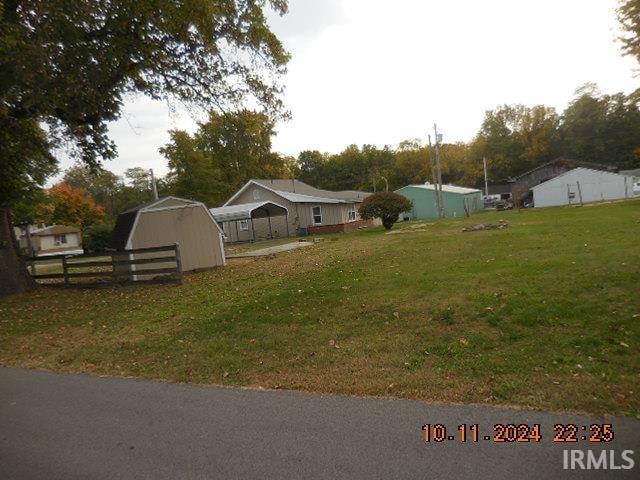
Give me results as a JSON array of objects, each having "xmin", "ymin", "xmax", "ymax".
[
  {"xmin": 82, "ymin": 222, "xmax": 114, "ymax": 253},
  {"xmin": 358, "ymin": 192, "xmax": 412, "ymax": 230}
]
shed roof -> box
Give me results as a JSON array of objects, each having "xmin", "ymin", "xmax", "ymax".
[
  {"xmin": 210, "ymin": 201, "xmax": 288, "ymax": 222},
  {"xmin": 112, "ymin": 196, "xmax": 221, "ymax": 251},
  {"xmin": 400, "ymin": 183, "xmax": 481, "ymax": 195},
  {"xmin": 510, "ymin": 158, "xmax": 615, "ymax": 181},
  {"xmin": 620, "ymin": 168, "xmax": 640, "ymax": 177},
  {"xmin": 531, "ymin": 167, "xmax": 630, "ymax": 191}
]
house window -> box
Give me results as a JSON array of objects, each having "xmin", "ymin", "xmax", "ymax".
[
  {"xmin": 253, "ymin": 189, "xmax": 261, "ymax": 201},
  {"xmin": 54, "ymin": 234, "xmax": 67, "ymax": 245},
  {"xmin": 239, "ymin": 220, "xmax": 249, "ymax": 231},
  {"xmin": 312, "ymin": 206, "xmax": 322, "ymax": 224},
  {"xmin": 347, "ymin": 205, "xmax": 357, "ymax": 221}
]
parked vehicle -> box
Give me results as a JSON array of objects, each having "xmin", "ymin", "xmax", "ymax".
[{"xmin": 495, "ymin": 200, "xmax": 513, "ymax": 211}]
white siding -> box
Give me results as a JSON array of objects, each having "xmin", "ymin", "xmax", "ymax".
[{"xmin": 532, "ymin": 168, "xmax": 634, "ymax": 208}]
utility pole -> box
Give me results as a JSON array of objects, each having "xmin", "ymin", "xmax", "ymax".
[
  {"xmin": 433, "ymin": 123, "xmax": 445, "ymax": 218},
  {"xmin": 483, "ymin": 157, "xmax": 489, "ymax": 197},
  {"xmin": 427, "ymin": 134, "xmax": 440, "ymax": 217},
  {"xmin": 150, "ymin": 168, "xmax": 159, "ymax": 200}
]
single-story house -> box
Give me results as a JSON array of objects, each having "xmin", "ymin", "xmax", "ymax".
[
  {"xmin": 531, "ymin": 167, "xmax": 635, "ymax": 208},
  {"xmin": 216, "ymin": 179, "xmax": 376, "ymax": 242},
  {"xmin": 112, "ymin": 196, "xmax": 226, "ymax": 272},
  {"xmin": 395, "ymin": 183, "xmax": 483, "ymax": 220},
  {"xmin": 16, "ymin": 224, "xmax": 83, "ymax": 257}
]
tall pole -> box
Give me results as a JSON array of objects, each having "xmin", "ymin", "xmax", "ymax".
[
  {"xmin": 380, "ymin": 175, "xmax": 389, "ymax": 192},
  {"xmin": 433, "ymin": 124, "xmax": 444, "ymax": 218},
  {"xmin": 150, "ymin": 168, "xmax": 159, "ymax": 200},
  {"xmin": 427, "ymin": 135, "xmax": 440, "ymax": 217},
  {"xmin": 483, "ymin": 157, "xmax": 489, "ymax": 197}
]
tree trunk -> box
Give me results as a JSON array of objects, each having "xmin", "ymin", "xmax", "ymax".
[{"xmin": 0, "ymin": 205, "xmax": 35, "ymax": 296}]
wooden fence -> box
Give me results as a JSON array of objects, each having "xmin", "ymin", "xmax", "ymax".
[{"xmin": 27, "ymin": 244, "xmax": 182, "ymax": 287}]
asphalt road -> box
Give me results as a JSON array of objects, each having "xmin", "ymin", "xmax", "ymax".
[{"xmin": 1, "ymin": 368, "xmax": 638, "ymax": 479}]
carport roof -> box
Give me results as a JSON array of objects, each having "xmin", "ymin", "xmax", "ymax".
[{"xmin": 209, "ymin": 201, "xmax": 288, "ymax": 223}]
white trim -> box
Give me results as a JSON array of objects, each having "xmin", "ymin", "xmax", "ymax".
[
  {"xmin": 347, "ymin": 204, "xmax": 357, "ymax": 222},
  {"xmin": 143, "ymin": 204, "xmax": 201, "ymax": 214},
  {"xmin": 238, "ymin": 219, "xmax": 249, "ymax": 231},
  {"xmin": 223, "ymin": 180, "xmax": 308, "ymax": 205},
  {"xmin": 218, "ymin": 232, "xmax": 227, "ymax": 266},
  {"xmin": 312, "ymin": 205, "xmax": 323, "ymax": 225},
  {"xmin": 210, "ymin": 200, "xmax": 289, "ymax": 222},
  {"xmin": 138, "ymin": 196, "xmax": 197, "ymax": 212},
  {"xmin": 223, "ymin": 180, "xmax": 348, "ymax": 206}
]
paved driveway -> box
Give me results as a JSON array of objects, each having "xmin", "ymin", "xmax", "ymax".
[{"xmin": 1, "ymin": 368, "xmax": 638, "ymax": 479}]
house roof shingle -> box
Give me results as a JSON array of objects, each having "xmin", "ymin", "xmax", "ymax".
[
  {"xmin": 250, "ymin": 179, "xmax": 371, "ymax": 203},
  {"xmin": 32, "ymin": 225, "xmax": 80, "ymax": 236}
]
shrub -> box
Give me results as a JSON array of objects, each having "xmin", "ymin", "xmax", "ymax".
[
  {"xmin": 358, "ymin": 192, "xmax": 412, "ymax": 230},
  {"xmin": 82, "ymin": 222, "xmax": 114, "ymax": 253}
]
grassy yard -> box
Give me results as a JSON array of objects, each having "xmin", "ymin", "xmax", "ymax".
[{"xmin": 1, "ymin": 200, "xmax": 639, "ymax": 416}]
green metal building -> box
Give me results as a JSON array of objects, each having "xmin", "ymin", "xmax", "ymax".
[{"xmin": 395, "ymin": 183, "xmax": 483, "ymax": 220}]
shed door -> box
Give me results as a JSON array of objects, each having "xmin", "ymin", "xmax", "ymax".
[{"xmin": 566, "ymin": 184, "xmax": 576, "ymax": 204}]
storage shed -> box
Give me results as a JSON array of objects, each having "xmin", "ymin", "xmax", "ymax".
[
  {"xmin": 531, "ymin": 167, "xmax": 635, "ymax": 208},
  {"xmin": 112, "ymin": 197, "xmax": 226, "ymax": 271},
  {"xmin": 395, "ymin": 183, "xmax": 483, "ymax": 220}
]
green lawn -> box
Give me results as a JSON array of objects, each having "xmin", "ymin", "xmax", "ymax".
[{"xmin": 1, "ymin": 200, "xmax": 639, "ymax": 415}]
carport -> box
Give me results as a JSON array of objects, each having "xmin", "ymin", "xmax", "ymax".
[{"xmin": 210, "ymin": 201, "xmax": 289, "ymax": 242}]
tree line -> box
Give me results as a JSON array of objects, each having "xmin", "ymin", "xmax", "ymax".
[
  {"xmin": 158, "ymin": 83, "xmax": 640, "ymax": 205},
  {"xmin": 21, "ymin": 82, "xmax": 639, "ymax": 241}
]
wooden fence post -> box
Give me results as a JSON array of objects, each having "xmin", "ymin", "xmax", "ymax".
[
  {"xmin": 62, "ymin": 256, "xmax": 69, "ymax": 285},
  {"xmin": 174, "ymin": 243, "xmax": 183, "ymax": 284},
  {"xmin": 110, "ymin": 252, "xmax": 118, "ymax": 283},
  {"xmin": 576, "ymin": 181, "xmax": 583, "ymax": 205}
]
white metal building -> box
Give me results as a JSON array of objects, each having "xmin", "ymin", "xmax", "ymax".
[{"xmin": 532, "ymin": 168, "xmax": 635, "ymax": 208}]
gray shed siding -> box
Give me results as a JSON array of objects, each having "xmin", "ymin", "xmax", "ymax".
[{"xmin": 129, "ymin": 205, "xmax": 225, "ymax": 271}]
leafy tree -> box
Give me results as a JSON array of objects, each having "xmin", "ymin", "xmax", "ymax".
[
  {"xmin": 390, "ymin": 140, "xmax": 431, "ymax": 188},
  {"xmin": 618, "ymin": 0, "xmax": 640, "ymax": 64},
  {"xmin": 439, "ymin": 142, "xmax": 482, "ymax": 187},
  {"xmin": 37, "ymin": 183, "xmax": 105, "ymax": 228},
  {"xmin": 162, "ymin": 129, "xmax": 228, "ymax": 205},
  {"xmin": 0, "ymin": 0, "xmax": 289, "ymax": 295},
  {"xmin": 302, "ymin": 145, "xmax": 395, "ymax": 192},
  {"xmin": 82, "ymin": 222, "xmax": 114, "ymax": 253},
  {"xmin": 298, "ymin": 150, "xmax": 327, "ymax": 187},
  {"xmin": 63, "ymin": 164, "xmax": 168, "ymax": 221},
  {"xmin": 358, "ymin": 192, "xmax": 412, "ymax": 230},
  {"xmin": 561, "ymin": 85, "xmax": 640, "ymax": 169},
  {"xmin": 162, "ymin": 110, "xmax": 293, "ymax": 205},
  {"xmin": 63, "ymin": 164, "xmax": 123, "ymax": 220},
  {"xmin": 471, "ymin": 104, "xmax": 561, "ymax": 181}
]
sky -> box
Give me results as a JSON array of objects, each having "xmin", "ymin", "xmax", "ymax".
[{"xmin": 56, "ymin": 0, "xmax": 638, "ymax": 181}]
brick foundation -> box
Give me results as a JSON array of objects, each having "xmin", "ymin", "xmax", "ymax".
[{"xmin": 308, "ymin": 219, "xmax": 375, "ymax": 235}]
